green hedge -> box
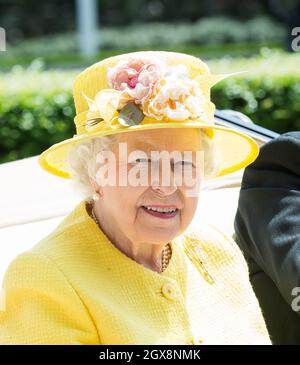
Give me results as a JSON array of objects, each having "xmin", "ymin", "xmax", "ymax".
[
  {"xmin": 1, "ymin": 51, "xmax": 299, "ymax": 164},
  {"xmin": 0, "ymin": 61, "xmax": 77, "ymax": 162},
  {"xmin": 0, "ymin": 43, "xmax": 283, "ymax": 69},
  {"xmin": 209, "ymin": 50, "xmax": 300, "ymax": 133},
  {"xmin": 1, "ymin": 16, "xmax": 285, "ymax": 69}
]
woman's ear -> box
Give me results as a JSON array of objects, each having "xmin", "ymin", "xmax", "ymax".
[
  {"xmin": 89, "ymin": 176, "xmax": 97, "ymax": 190},
  {"xmin": 89, "ymin": 176, "xmax": 99, "ymax": 192},
  {"xmin": 89, "ymin": 176, "xmax": 104, "ymax": 197}
]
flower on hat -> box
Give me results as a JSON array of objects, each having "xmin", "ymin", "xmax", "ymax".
[
  {"xmin": 81, "ymin": 56, "xmax": 166, "ymax": 129},
  {"xmin": 107, "ymin": 56, "xmax": 166, "ymax": 107},
  {"xmin": 141, "ymin": 64, "xmax": 206, "ymax": 121},
  {"xmin": 82, "ymin": 55, "xmax": 227, "ymax": 130}
]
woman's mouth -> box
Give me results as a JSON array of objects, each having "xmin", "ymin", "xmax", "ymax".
[{"xmin": 141, "ymin": 205, "xmax": 178, "ymax": 219}]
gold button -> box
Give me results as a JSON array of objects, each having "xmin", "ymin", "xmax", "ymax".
[{"xmin": 161, "ymin": 282, "xmax": 176, "ymax": 300}]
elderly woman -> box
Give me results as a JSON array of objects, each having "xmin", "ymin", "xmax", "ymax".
[{"xmin": 0, "ymin": 51, "xmax": 270, "ymax": 345}]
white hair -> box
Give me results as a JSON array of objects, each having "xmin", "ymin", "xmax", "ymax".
[{"xmin": 66, "ymin": 129, "xmax": 220, "ymax": 200}]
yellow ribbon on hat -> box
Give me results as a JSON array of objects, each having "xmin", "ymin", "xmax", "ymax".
[{"xmin": 81, "ymin": 89, "xmax": 122, "ymax": 129}]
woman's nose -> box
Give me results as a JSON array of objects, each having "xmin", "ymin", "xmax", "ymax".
[
  {"xmin": 151, "ymin": 183, "xmax": 177, "ymax": 196},
  {"xmin": 150, "ymin": 163, "xmax": 178, "ymax": 196}
]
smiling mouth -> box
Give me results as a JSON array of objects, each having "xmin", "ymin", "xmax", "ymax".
[{"xmin": 141, "ymin": 206, "xmax": 179, "ymax": 219}]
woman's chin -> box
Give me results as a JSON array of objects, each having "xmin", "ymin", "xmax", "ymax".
[
  {"xmin": 136, "ymin": 207, "xmax": 181, "ymax": 242},
  {"xmin": 137, "ymin": 227, "xmax": 179, "ymax": 245}
]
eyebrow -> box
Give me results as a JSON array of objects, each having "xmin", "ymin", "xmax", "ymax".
[
  {"xmin": 131, "ymin": 142, "xmax": 199, "ymax": 152},
  {"xmin": 133, "ymin": 141, "xmax": 158, "ymax": 149},
  {"xmin": 130, "ymin": 152, "xmax": 198, "ymax": 162}
]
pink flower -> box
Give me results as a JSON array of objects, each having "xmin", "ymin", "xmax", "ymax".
[{"xmin": 107, "ymin": 56, "xmax": 166, "ymax": 106}]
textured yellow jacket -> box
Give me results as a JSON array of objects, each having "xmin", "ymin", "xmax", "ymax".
[{"xmin": 0, "ymin": 200, "xmax": 271, "ymax": 345}]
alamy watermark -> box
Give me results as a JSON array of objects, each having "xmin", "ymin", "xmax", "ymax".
[
  {"xmin": 93, "ymin": 144, "xmax": 205, "ymax": 197},
  {"xmin": 0, "ymin": 27, "xmax": 6, "ymax": 51},
  {"xmin": 291, "ymin": 27, "xmax": 300, "ymax": 52},
  {"xmin": 291, "ymin": 287, "xmax": 300, "ymax": 312}
]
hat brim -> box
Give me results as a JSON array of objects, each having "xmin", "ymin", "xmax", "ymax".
[{"xmin": 38, "ymin": 121, "xmax": 259, "ymax": 180}]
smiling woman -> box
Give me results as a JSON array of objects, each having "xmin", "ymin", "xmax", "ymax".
[
  {"xmin": 0, "ymin": 50, "xmax": 271, "ymax": 345},
  {"xmin": 66, "ymin": 127, "xmax": 217, "ymax": 274}
]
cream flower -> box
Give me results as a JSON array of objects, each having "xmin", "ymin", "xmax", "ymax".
[{"xmin": 142, "ymin": 65, "xmax": 207, "ymax": 121}]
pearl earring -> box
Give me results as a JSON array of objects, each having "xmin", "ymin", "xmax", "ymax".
[{"xmin": 92, "ymin": 191, "xmax": 101, "ymax": 201}]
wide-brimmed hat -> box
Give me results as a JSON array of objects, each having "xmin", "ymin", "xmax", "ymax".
[{"xmin": 38, "ymin": 50, "xmax": 259, "ymax": 179}]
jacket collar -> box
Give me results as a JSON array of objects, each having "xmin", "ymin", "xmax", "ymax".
[{"xmin": 68, "ymin": 199, "xmax": 188, "ymax": 285}]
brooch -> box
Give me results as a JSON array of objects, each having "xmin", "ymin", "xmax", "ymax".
[{"xmin": 181, "ymin": 233, "xmax": 215, "ymax": 285}]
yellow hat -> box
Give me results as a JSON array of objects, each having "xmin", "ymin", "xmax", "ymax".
[{"xmin": 38, "ymin": 50, "xmax": 259, "ymax": 179}]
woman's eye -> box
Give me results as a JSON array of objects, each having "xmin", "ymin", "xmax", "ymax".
[
  {"xmin": 129, "ymin": 159, "xmax": 195, "ymax": 167},
  {"xmin": 175, "ymin": 161, "xmax": 195, "ymax": 167},
  {"xmin": 131, "ymin": 158, "xmax": 150, "ymax": 164}
]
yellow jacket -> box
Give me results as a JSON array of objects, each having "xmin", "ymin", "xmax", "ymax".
[{"xmin": 0, "ymin": 200, "xmax": 271, "ymax": 345}]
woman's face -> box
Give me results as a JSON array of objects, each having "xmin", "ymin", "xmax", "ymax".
[{"xmin": 94, "ymin": 128, "xmax": 203, "ymax": 245}]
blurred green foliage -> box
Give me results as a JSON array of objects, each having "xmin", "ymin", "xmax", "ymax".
[
  {"xmin": 0, "ymin": 60, "xmax": 77, "ymax": 162},
  {"xmin": 0, "ymin": 43, "xmax": 283, "ymax": 69},
  {"xmin": 1, "ymin": 16, "xmax": 286, "ymax": 68},
  {"xmin": 0, "ymin": 50, "xmax": 299, "ymax": 164},
  {"xmin": 0, "ymin": 0, "xmax": 288, "ymax": 41},
  {"xmin": 210, "ymin": 49, "xmax": 300, "ymax": 133}
]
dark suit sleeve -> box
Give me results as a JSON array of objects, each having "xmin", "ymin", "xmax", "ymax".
[
  {"xmin": 237, "ymin": 245, "xmax": 300, "ymax": 344},
  {"xmin": 233, "ymin": 132, "xmax": 300, "ymax": 343}
]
